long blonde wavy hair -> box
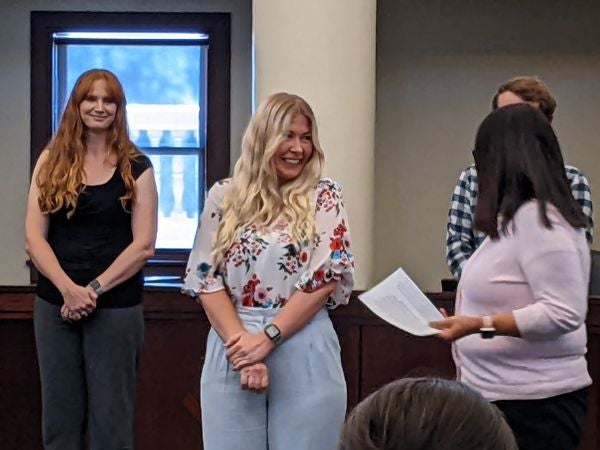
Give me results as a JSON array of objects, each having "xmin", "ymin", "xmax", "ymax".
[
  {"xmin": 212, "ymin": 92, "xmax": 325, "ymax": 267},
  {"xmin": 37, "ymin": 68, "xmax": 142, "ymax": 217}
]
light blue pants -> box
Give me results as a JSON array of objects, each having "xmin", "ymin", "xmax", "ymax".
[{"xmin": 200, "ymin": 307, "xmax": 347, "ymax": 450}]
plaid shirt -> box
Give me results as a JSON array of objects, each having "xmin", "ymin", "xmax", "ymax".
[{"xmin": 446, "ymin": 164, "xmax": 594, "ymax": 279}]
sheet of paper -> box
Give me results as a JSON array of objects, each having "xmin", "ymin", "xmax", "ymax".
[{"xmin": 358, "ymin": 267, "xmax": 444, "ymax": 336}]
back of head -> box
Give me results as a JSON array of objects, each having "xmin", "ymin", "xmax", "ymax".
[
  {"xmin": 339, "ymin": 378, "xmax": 517, "ymax": 450},
  {"xmin": 472, "ymin": 103, "xmax": 586, "ymax": 237},
  {"xmin": 492, "ymin": 76, "xmax": 556, "ymax": 122}
]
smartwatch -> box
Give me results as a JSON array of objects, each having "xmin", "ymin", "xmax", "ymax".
[
  {"xmin": 480, "ymin": 315, "xmax": 496, "ymax": 339},
  {"xmin": 264, "ymin": 323, "xmax": 282, "ymax": 345},
  {"xmin": 88, "ymin": 279, "xmax": 104, "ymax": 296}
]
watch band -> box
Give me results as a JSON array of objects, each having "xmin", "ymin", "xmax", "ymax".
[
  {"xmin": 88, "ymin": 278, "xmax": 104, "ymax": 296},
  {"xmin": 480, "ymin": 315, "xmax": 496, "ymax": 339}
]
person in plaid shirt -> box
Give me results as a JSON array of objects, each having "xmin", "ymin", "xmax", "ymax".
[{"xmin": 446, "ymin": 76, "xmax": 594, "ymax": 279}]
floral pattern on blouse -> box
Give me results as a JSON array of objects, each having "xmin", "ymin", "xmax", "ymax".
[
  {"xmin": 276, "ymin": 228, "xmax": 310, "ymax": 281},
  {"xmin": 182, "ymin": 178, "xmax": 355, "ymax": 309},
  {"xmin": 226, "ymin": 226, "xmax": 269, "ymax": 273}
]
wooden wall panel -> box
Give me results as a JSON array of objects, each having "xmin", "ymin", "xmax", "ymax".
[
  {"xmin": 0, "ymin": 288, "xmax": 598, "ymax": 450},
  {"xmin": 0, "ymin": 320, "xmax": 42, "ymax": 449},
  {"xmin": 135, "ymin": 318, "xmax": 207, "ymax": 450},
  {"xmin": 360, "ymin": 326, "xmax": 455, "ymax": 398}
]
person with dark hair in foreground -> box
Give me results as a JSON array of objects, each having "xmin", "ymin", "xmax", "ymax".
[
  {"xmin": 339, "ymin": 377, "xmax": 517, "ymax": 450},
  {"xmin": 432, "ymin": 104, "xmax": 591, "ymax": 450}
]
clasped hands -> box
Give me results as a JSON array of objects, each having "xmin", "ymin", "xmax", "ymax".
[
  {"xmin": 60, "ymin": 284, "xmax": 98, "ymax": 323},
  {"xmin": 225, "ymin": 330, "xmax": 276, "ymax": 394}
]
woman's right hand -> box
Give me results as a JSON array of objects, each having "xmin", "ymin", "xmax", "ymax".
[
  {"xmin": 61, "ymin": 283, "xmax": 97, "ymax": 316},
  {"xmin": 240, "ymin": 362, "xmax": 269, "ymax": 393},
  {"xmin": 429, "ymin": 315, "xmax": 482, "ymax": 342},
  {"xmin": 226, "ymin": 331, "xmax": 276, "ymax": 370}
]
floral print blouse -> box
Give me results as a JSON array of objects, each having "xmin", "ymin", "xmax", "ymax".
[{"xmin": 182, "ymin": 178, "xmax": 354, "ymax": 309}]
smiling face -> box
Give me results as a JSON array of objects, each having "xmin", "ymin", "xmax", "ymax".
[
  {"xmin": 78, "ymin": 79, "xmax": 117, "ymax": 132},
  {"xmin": 273, "ymin": 114, "xmax": 314, "ymax": 185}
]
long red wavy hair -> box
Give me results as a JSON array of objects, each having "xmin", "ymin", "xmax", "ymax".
[{"xmin": 37, "ymin": 68, "xmax": 142, "ymax": 217}]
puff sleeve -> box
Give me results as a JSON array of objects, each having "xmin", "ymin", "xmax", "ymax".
[
  {"xmin": 181, "ymin": 181, "xmax": 228, "ymax": 297},
  {"xmin": 295, "ymin": 179, "xmax": 355, "ymax": 308}
]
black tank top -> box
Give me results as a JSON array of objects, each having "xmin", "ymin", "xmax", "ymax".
[{"xmin": 36, "ymin": 154, "xmax": 152, "ymax": 308}]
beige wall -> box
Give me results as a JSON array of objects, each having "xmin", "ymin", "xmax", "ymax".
[
  {"xmin": 376, "ymin": 0, "xmax": 600, "ymax": 291},
  {"xmin": 0, "ymin": 0, "xmax": 251, "ymax": 284}
]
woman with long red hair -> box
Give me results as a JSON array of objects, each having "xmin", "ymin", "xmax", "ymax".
[{"xmin": 26, "ymin": 68, "xmax": 158, "ymax": 449}]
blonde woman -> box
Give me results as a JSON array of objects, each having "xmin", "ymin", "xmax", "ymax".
[
  {"xmin": 26, "ymin": 69, "xmax": 157, "ymax": 449},
  {"xmin": 183, "ymin": 92, "xmax": 354, "ymax": 450}
]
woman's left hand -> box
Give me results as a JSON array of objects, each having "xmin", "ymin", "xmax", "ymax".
[
  {"xmin": 429, "ymin": 316, "xmax": 482, "ymax": 342},
  {"xmin": 225, "ymin": 331, "xmax": 275, "ymax": 370}
]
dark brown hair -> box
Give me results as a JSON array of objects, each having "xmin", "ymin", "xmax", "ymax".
[
  {"xmin": 473, "ymin": 103, "xmax": 587, "ymax": 239},
  {"xmin": 339, "ymin": 378, "xmax": 517, "ymax": 450},
  {"xmin": 491, "ymin": 76, "xmax": 556, "ymax": 122}
]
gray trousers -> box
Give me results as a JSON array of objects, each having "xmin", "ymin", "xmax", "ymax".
[
  {"xmin": 201, "ymin": 307, "xmax": 347, "ymax": 450},
  {"xmin": 34, "ymin": 297, "xmax": 144, "ymax": 450}
]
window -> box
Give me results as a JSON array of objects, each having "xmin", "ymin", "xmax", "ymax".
[
  {"xmin": 53, "ymin": 33, "xmax": 207, "ymax": 249},
  {"xmin": 31, "ymin": 12, "xmax": 231, "ymax": 280}
]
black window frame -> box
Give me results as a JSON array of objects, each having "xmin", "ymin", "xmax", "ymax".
[{"xmin": 30, "ymin": 11, "xmax": 231, "ymax": 282}]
